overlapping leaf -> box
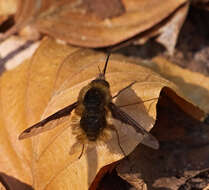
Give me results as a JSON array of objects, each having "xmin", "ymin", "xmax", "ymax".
[
  {"xmin": 0, "ymin": 0, "xmax": 17, "ymax": 25},
  {"xmin": 1, "ymin": 0, "xmax": 187, "ymax": 53},
  {"xmin": 0, "ymin": 37, "xmax": 181, "ymax": 189}
]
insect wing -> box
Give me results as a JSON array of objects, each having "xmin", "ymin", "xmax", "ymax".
[
  {"xmin": 19, "ymin": 102, "xmax": 78, "ymax": 140},
  {"xmin": 108, "ymin": 102, "xmax": 159, "ymax": 149}
]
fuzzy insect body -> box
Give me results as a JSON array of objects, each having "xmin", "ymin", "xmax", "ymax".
[{"xmin": 74, "ymin": 79, "xmax": 112, "ymax": 142}]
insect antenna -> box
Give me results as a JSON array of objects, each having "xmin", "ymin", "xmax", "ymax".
[{"xmin": 97, "ymin": 65, "xmax": 102, "ymax": 75}]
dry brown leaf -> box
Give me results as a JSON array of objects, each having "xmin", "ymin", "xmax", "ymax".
[
  {"xmin": 112, "ymin": 56, "xmax": 209, "ymax": 189},
  {"xmin": 0, "ymin": 0, "xmax": 187, "ymax": 50},
  {"xmin": 0, "ymin": 0, "xmax": 17, "ymax": 25},
  {"xmin": 133, "ymin": 2, "xmax": 189, "ymax": 55},
  {"xmin": 116, "ymin": 87, "xmax": 209, "ymax": 189},
  {"xmin": 35, "ymin": 0, "xmax": 187, "ymax": 47},
  {"xmin": 179, "ymin": 169, "xmax": 209, "ymax": 189},
  {"xmin": 155, "ymin": 3, "xmax": 189, "ymax": 55},
  {"xmin": 0, "ymin": 0, "xmax": 17, "ymax": 15},
  {"xmin": 151, "ymin": 56, "xmax": 209, "ymax": 119},
  {"xmin": 0, "ymin": 15, "xmax": 9, "ymax": 27},
  {"xmin": 0, "ymin": 37, "xmax": 183, "ymax": 190},
  {"xmin": 0, "ymin": 184, "xmax": 6, "ymax": 190},
  {"xmin": 0, "ymin": 36, "xmax": 40, "ymax": 72},
  {"xmin": 192, "ymin": 0, "xmax": 209, "ymax": 10}
]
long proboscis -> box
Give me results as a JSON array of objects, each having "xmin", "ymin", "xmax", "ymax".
[
  {"xmin": 98, "ymin": 53, "xmax": 111, "ymax": 79},
  {"xmin": 103, "ymin": 53, "xmax": 110, "ymax": 76}
]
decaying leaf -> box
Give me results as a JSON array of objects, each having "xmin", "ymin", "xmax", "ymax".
[
  {"xmin": 116, "ymin": 86, "xmax": 209, "ymax": 189},
  {"xmin": 0, "ymin": 36, "xmax": 40, "ymax": 73},
  {"xmin": 155, "ymin": 3, "xmax": 189, "ymax": 55},
  {"xmin": 0, "ymin": 0, "xmax": 17, "ymax": 25},
  {"xmin": 0, "ymin": 184, "xmax": 6, "ymax": 190},
  {"xmin": 0, "ymin": 37, "xmax": 185, "ymax": 190},
  {"xmin": 0, "ymin": 0, "xmax": 187, "ymax": 53},
  {"xmin": 1, "ymin": 37, "xmax": 209, "ymax": 190},
  {"xmin": 151, "ymin": 56, "xmax": 209, "ymax": 118},
  {"xmin": 133, "ymin": 2, "xmax": 189, "ymax": 55},
  {"xmin": 192, "ymin": 0, "xmax": 209, "ymax": 10},
  {"xmin": 108, "ymin": 56, "xmax": 209, "ymax": 190},
  {"xmin": 179, "ymin": 170, "xmax": 209, "ymax": 189}
]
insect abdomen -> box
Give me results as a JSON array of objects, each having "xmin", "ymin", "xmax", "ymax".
[
  {"xmin": 80, "ymin": 87, "xmax": 108, "ymax": 141},
  {"xmin": 80, "ymin": 109, "xmax": 107, "ymax": 141}
]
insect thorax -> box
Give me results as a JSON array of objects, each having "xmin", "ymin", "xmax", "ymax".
[{"xmin": 74, "ymin": 79, "xmax": 112, "ymax": 141}]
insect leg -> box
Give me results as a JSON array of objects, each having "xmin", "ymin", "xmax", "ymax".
[
  {"xmin": 69, "ymin": 142, "xmax": 84, "ymax": 158},
  {"xmin": 109, "ymin": 125, "xmax": 127, "ymax": 157},
  {"xmin": 78, "ymin": 144, "xmax": 85, "ymax": 159},
  {"xmin": 112, "ymin": 81, "xmax": 137, "ymax": 99}
]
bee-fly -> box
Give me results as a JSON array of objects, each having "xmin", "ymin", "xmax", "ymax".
[{"xmin": 19, "ymin": 54, "xmax": 159, "ymax": 157}]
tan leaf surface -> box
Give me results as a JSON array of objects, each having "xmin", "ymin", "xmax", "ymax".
[
  {"xmin": 0, "ymin": 37, "xmax": 180, "ymax": 190},
  {"xmin": 116, "ymin": 79, "xmax": 209, "ymax": 189},
  {"xmin": 0, "ymin": 36, "xmax": 40, "ymax": 71},
  {"xmin": 0, "ymin": 0, "xmax": 17, "ymax": 15},
  {"xmin": 1, "ymin": 0, "xmax": 186, "ymax": 49},
  {"xmin": 0, "ymin": 183, "xmax": 6, "ymax": 190},
  {"xmin": 151, "ymin": 56, "xmax": 209, "ymax": 119},
  {"xmin": 134, "ymin": 2, "xmax": 189, "ymax": 55},
  {"xmin": 34, "ymin": 0, "xmax": 187, "ymax": 47},
  {"xmin": 0, "ymin": 0, "xmax": 17, "ymax": 25},
  {"xmin": 155, "ymin": 3, "xmax": 189, "ymax": 55}
]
